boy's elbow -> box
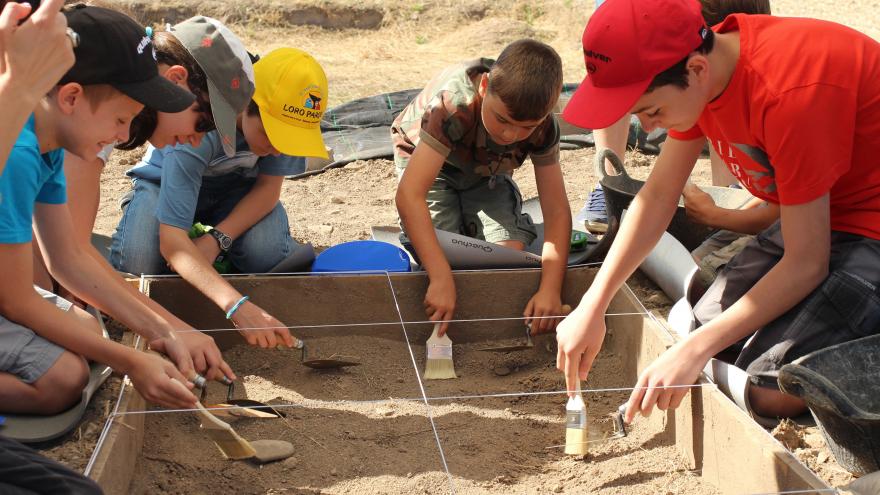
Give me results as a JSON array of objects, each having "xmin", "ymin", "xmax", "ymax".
[
  {"xmin": 784, "ymin": 251, "xmax": 829, "ymax": 287},
  {"xmin": 395, "ymin": 187, "xmax": 416, "ymax": 216},
  {"xmin": 157, "ymin": 226, "xmax": 178, "ymax": 261},
  {"xmin": 809, "ymin": 262, "xmax": 829, "ymax": 286},
  {"xmin": 0, "ymin": 288, "xmax": 34, "ymax": 322}
]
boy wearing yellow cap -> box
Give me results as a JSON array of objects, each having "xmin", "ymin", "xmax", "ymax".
[{"xmin": 112, "ymin": 48, "xmax": 327, "ymax": 348}]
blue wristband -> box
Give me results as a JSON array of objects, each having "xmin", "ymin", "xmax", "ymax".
[{"xmin": 226, "ymin": 295, "xmax": 249, "ymax": 320}]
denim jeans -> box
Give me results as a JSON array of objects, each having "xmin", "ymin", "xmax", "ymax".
[{"xmin": 110, "ymin": 179, "xmax": 296, "ymax": 275}]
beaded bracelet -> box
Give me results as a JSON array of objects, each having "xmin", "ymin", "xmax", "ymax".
[{"xmin": 225, "ymin": 295, "xmax": 250, "ymax": 320}]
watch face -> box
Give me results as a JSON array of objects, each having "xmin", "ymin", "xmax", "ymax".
[
  {"xmin": 212, "ymin": 229, "xmax": 233, "ymax": 251},
  {"xmin": 219, "ymin": 235, "xmax": 233, "ymax": 250}
]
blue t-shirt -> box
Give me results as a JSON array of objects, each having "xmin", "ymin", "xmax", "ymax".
[
  {"xmin": 126, "ymin": 129, "xmax": 305, "ymax": 230},
  {"xmin": 0, "ymin": 114, "xmax": 66, "ymax": 244}
]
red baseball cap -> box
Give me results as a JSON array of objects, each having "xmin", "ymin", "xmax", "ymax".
[{"xmin": 562, "ymin": 0, "xmax": 708, "ymax": 130}]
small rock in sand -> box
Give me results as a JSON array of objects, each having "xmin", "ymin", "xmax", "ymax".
[
  {"xmin": 313, "ymin": 224, "xmax": 334, "ymax": 235},
  {"xmin": 375, "ymin": 405, "xmax": 394, "ymax": 417},
  {"xmin": 493, "ymin": 366, "xmax": 511, "ymax": 376}
]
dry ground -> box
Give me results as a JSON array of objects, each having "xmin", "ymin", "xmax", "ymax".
[
  {"xmin": 130, "ymin": 333, "xmax": 720, "ymax": 494},
  {"xmin": 57, "ymin": 0, "xmax": 879, "ymax": 490}
]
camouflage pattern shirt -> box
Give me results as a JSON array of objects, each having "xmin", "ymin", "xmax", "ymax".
[{"xmin": 391, "ymin": 58, "xmax": 560, "ymax": 179}]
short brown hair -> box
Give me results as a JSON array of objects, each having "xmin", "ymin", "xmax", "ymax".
[
  {"xmin": 700, "ymin": 0, "xmax": 771, "ymax": 26},
  {"xmin": 487, "ymin": 39, "xmax": 562, "ymax": 121},
  {"xmin": 48, "ymin": 83, "xmax": 121, "ymax": 112},
  {"xmin": 81, "ymin": 84, "xmax": 122, "ymax": 111}
]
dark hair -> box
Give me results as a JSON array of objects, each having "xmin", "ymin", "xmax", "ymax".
[
  {"xmin": 116, "ymin": 30, "xmax": 213, "ymax": 150},
  {"xmin": 246, "ymin": 99, "xmax": 260, "ymax": 117},
  {"xmin": 700, "ymin": 0, "xmax": 770, "ymax": 26},
  {"xmin": 647, "ymin": 0, "xmax": 770, "ymax": 93},
  {"xmin": 487, "ymin": 39, "xmax": 562, "ymax": 121},
  {"xmin": 244, "ymin": 54, "xmax": 263, "ymax": 118},
  {"xmin": 646, "ymin": 29, "xmax": 715, "ymax": 92}
]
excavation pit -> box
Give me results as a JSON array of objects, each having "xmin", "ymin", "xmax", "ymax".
[{"xmin": 89, "ymin": 268, "xmax": 830, "ymax": 494}]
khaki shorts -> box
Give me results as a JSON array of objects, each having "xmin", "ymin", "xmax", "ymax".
[
  {"xmin": 0, "ymin": 287, "xmax": 71, "ymax": 383},
  {"xmin": 397, "ymin": 164, "xmax": 538, "ymax": 245},
  {"xmin": 693, "ymin": 232, "xmax": 754, "ymax": 286}
]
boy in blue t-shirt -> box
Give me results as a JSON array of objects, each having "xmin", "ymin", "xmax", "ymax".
[
  {"xmin": 0, "ymin": 6, "xmax": 201, "ymax": 413},
  {"xmin": 111, "ymin": 48, "xmax": 328, "ymax": 348}
]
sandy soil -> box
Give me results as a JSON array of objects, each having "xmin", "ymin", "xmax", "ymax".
[
  {"xmin": 32, "ymin": 0, "xmax": 880, "ymax": 490},
  {"xmin": 772, "ymin": 419, "xmax": 857, "ymax": 488},
  {"xmin": 129, "ymin": 335, "xmax": 718, "ymax": 494}
]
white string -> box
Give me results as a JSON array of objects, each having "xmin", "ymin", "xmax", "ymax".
[
  {"xmin": 382, "ymin": 272, "xmax": 457, "ymax": 495},
  {"xmin": 172, "ymin": 312, "xmax": 648, "ymax": 335},
  {"xmin": 111, "ymin": 384, "xmax": 714, "ymax": 417},
  {"xmin": 747, "ymin": 489, "xmax": 840, "ymax": 495}
]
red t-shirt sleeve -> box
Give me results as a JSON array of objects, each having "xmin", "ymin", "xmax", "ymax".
[
  {"xmin": 668, "ymin": 124, "xmax": 705, "ymax": 141},
  {"xmin": 763, "ymin": 84, "xmax": 855, "ymax": 205}
]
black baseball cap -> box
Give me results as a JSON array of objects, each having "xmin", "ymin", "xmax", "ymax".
[{"xmin": 60, "ymin": 5, "xmax": 194, "ymax": 113}]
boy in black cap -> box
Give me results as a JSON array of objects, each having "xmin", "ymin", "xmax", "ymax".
[{"xmin": 0, "ymin": 5, "xmax": 201, "ymax": 413}]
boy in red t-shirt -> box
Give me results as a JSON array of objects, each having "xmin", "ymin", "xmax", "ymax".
[{"xmin": 557, "ymin": 0, "xmax": 880, "ymax": 421}]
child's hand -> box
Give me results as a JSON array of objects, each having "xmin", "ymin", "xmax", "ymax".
[
  {"xmin": 524, "ymin": 289, "xmax": 562, "ymax": 334},
  {"xmin": 556, "ymin": 303, "xmax": 607, "ymax": 396},
  {"xmin": 148, "ymin": 334, "xmax": 196, "ymax": 382},
  {"xmin": 682, "ymin": 183, "xmax": 719, "ymax": 227},
  {"xmin": 230, "ymin": 300, "xmax": 299, "ymax": 349},
  {"xmin": 128, "ymin": 351, "xmax": 198, "ymax": 409},
  {"xmin": 0, "ymin": 0, "xmax": 75, "ymax": 105},
  {"xmin": 176, "ymin": 329, "xmax": 236, "ymax": 383},
  {"xmin": 425, "ymin": 274, "xmax": 456, "ymax": 336}
]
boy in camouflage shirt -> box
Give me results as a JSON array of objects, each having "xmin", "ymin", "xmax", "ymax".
[{"xmin": 393, "ymin": 39, "xmax": 571, "ymax": 335}]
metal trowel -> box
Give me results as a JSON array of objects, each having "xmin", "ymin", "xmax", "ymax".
[
  {"xmin": 478, "ymin": 304, "xmax": 572, "ymax": 353},
  {"xmin": 201, "ymin": 381, "xmax": 285, "ymax": 418},
  {"xmin": 610, "ymin": 403, "xmax": 629, "ymax": 439},
  {"xmin": 277, "ymin": 341, "xmax": 362, "ymax": 369},
  {"xmin": 299, "ymin": 343, "xmax": 361, "ymax": 369}
]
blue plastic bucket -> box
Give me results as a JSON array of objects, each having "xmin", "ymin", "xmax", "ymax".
[{"xmin": 312, "ymin": 240, "xmax": 412, "ymax": 273}]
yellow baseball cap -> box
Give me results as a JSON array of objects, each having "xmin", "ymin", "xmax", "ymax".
[{"xmin": 253, "ymin": 48, "xmax": 329, "ymax": 159}]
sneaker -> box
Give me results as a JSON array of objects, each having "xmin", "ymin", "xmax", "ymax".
[{"xmin": 576, "ymin": 184, "xmax": 608, "ymax": 233}]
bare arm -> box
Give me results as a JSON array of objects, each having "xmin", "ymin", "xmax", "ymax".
[
  {"xmin": 556, "ymin": 137, "xmax": 705, "ymax": 392},
  {"xmin": 34, "ymin": 202, "xmax": 181, "ymax": 345},
  {"xmin": 682, "ymin": 183, "xmax": 779, "ymax": 234},
  {"xmin": 584, "ymin": 138, "xmax": 704, "ymax": 309},
  {"xmin": 64, "ymin": 151, "xmax": 103, "ymax": 242},
  {"xmin": 0, "ymin": 0, "xmax": 74, "ymax": 174},
  {"xmin": 527, "ymin": 162, "xmax": 570, "ymax": 333},
  {"xmin": 395, "ymin": 143, "xmax": 456, "ymax": 334},
  {"xmin": 192, "ymin": 174, "xmax": 285, "ymax": 262},
  {"xmin": 63, "ymin": 153, "xmax": 235, "ymax": 381},
  {"xmin": 217, "ymin": 174, "xmax": 283, "ymax": 238},
  {"xmin": 160, "ymin": 223, "xmax": 296, "ymax": 349},
  {"xmin": 0, "ymin": 239, "xmax": 197, "ymax": 408}
]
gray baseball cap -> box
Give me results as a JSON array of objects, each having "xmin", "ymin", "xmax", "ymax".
[{"xmin": 170, "ymin": 17, "xmax": 255, "ymax": 157}]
